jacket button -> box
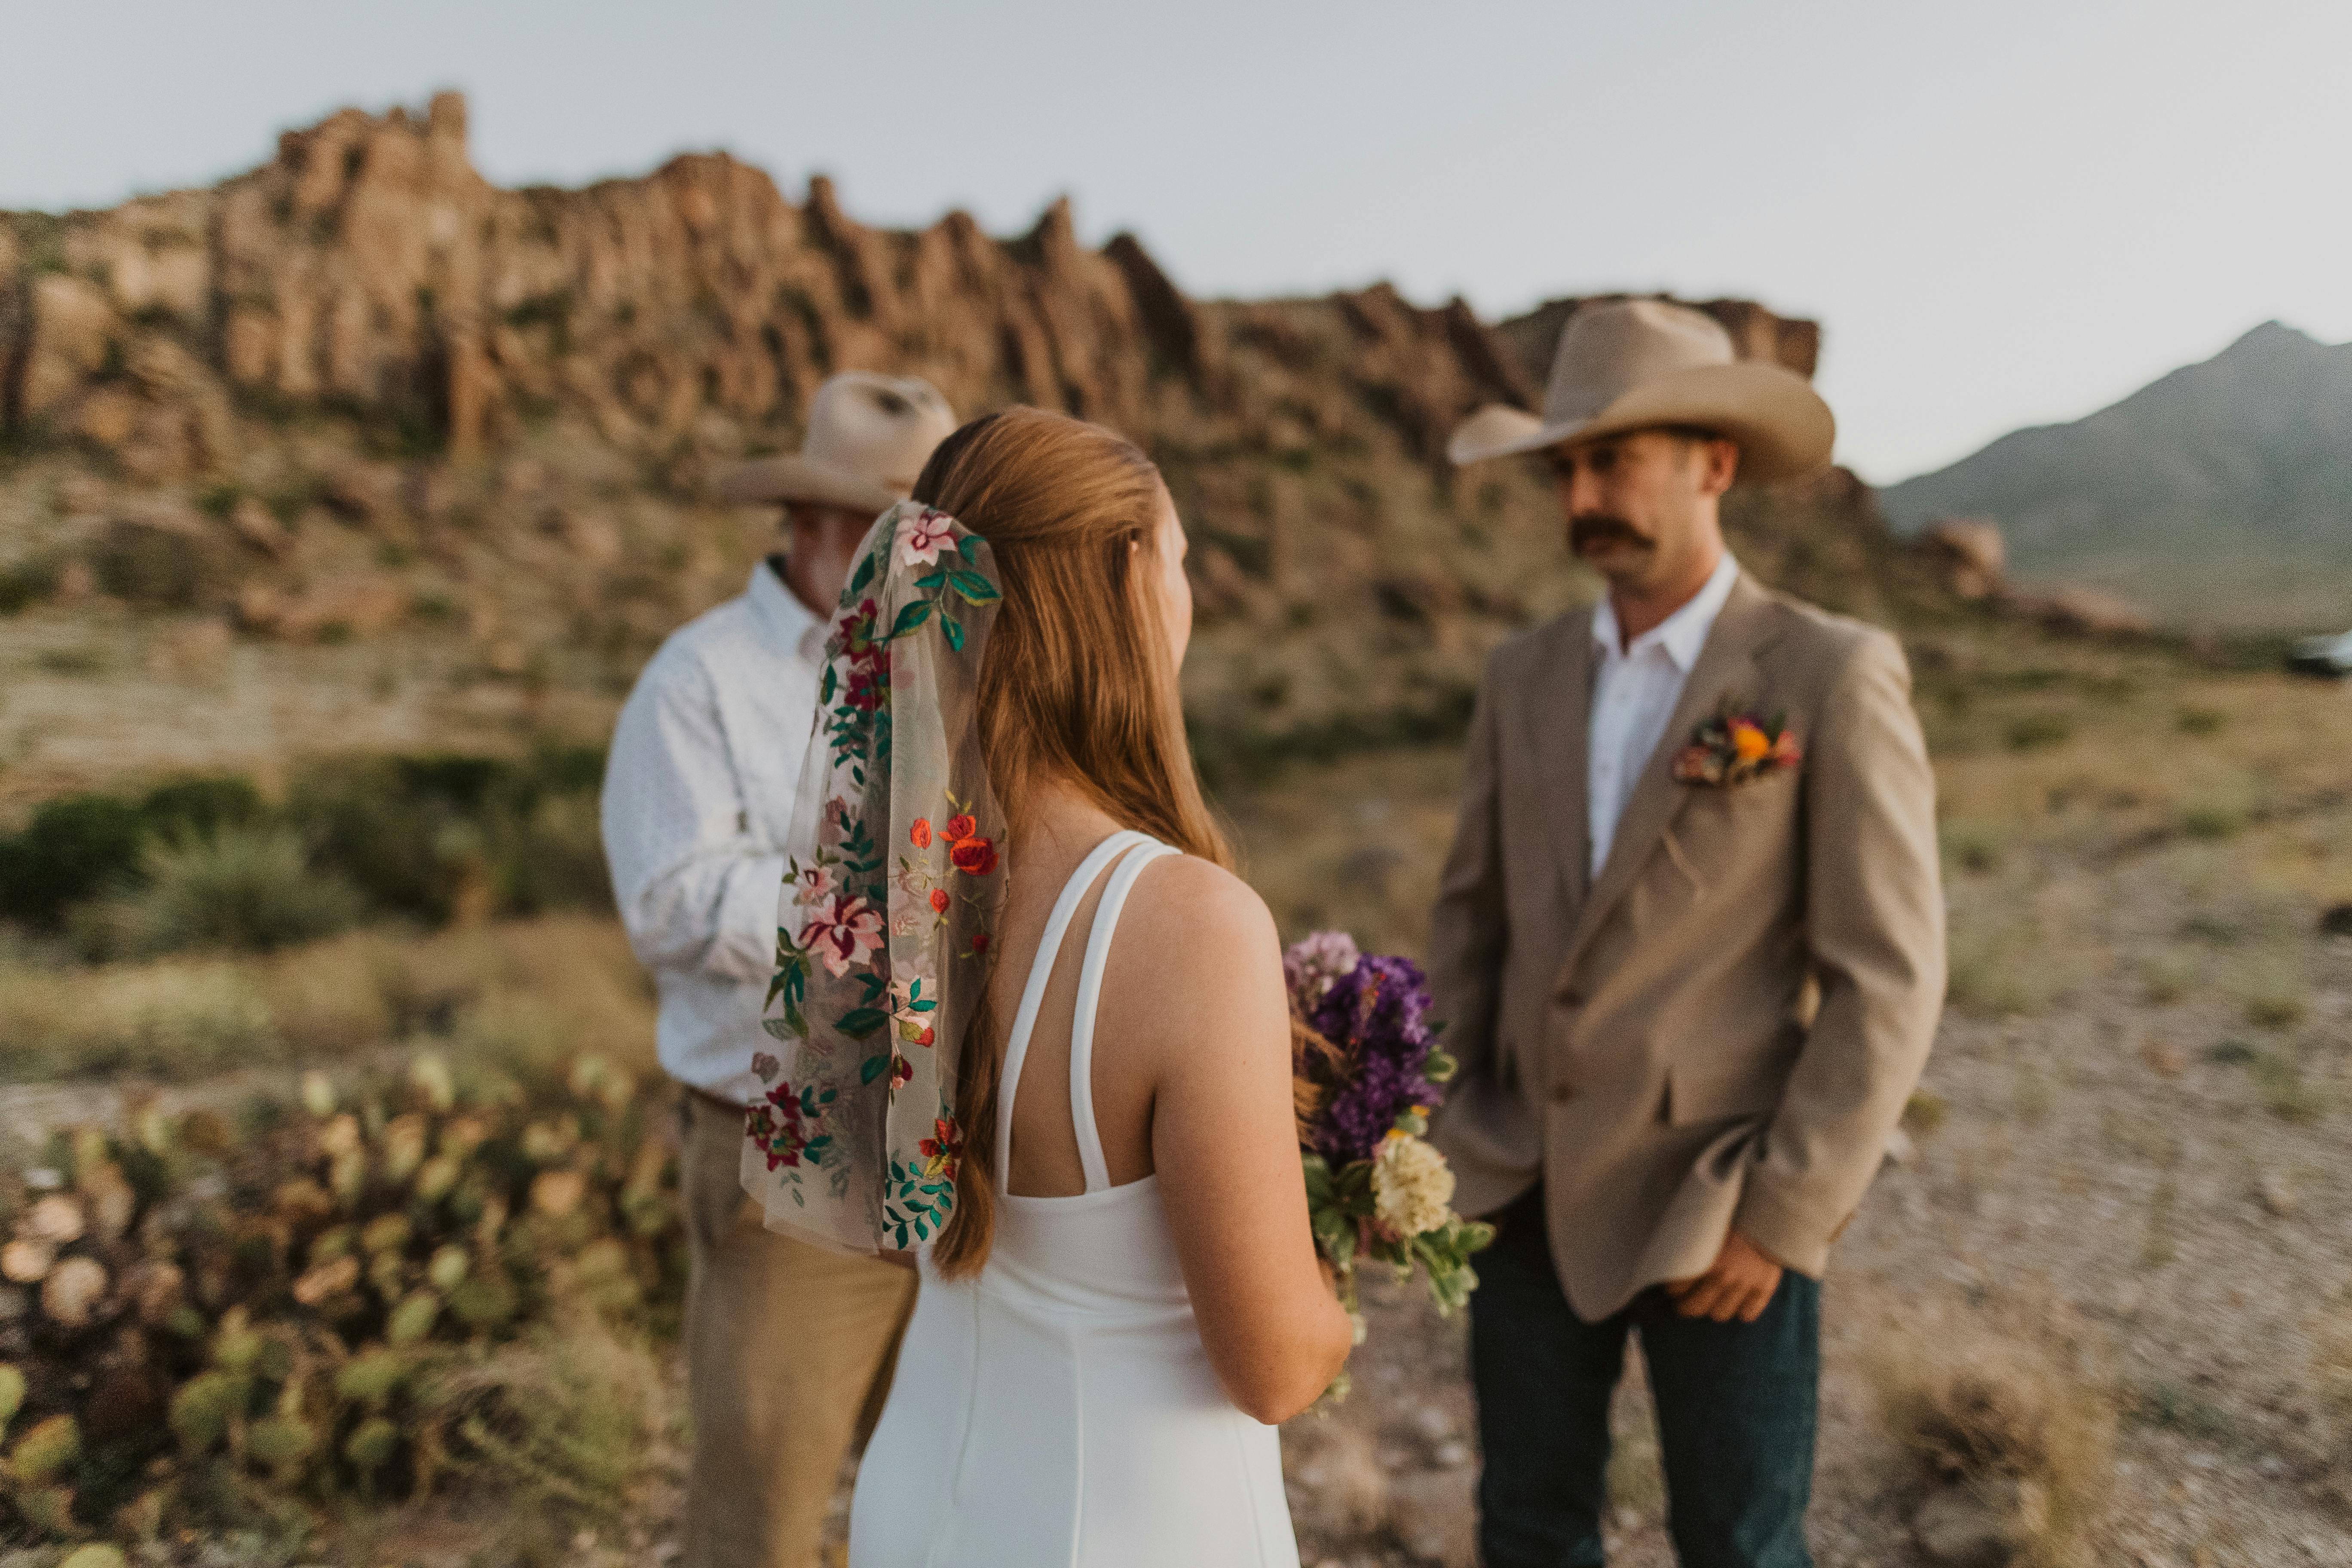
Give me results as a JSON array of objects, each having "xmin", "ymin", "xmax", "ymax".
[{"xmin": 1550, "ymin": 1082, "xmax": 1577, "ymax": 1104}]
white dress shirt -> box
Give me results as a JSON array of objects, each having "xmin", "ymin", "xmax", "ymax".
[
  {"xmin": 1586, "ymin": 552, "xmax": 1742, "ymax": 878},
  {"xmin": 601, "ymin": 561, "xmax": 825, "ymax": 1104}
]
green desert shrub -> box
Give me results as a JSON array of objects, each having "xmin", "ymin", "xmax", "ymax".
[
  {"xmin": 287, "ymin": 746, "xmax": 609, "ymax": 924},
  {"xmin": 71, "ymin": 825, "xmax": 365, "ymax": 960}
]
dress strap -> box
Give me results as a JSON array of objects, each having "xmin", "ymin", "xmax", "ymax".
[
  {"xmin": 995, "ymin": 829, "xmax": 1151, "ymax": 1191},
  {"xmin": 1069, "ymin": 838, "xmax": 1179, "ymax": 1194}
]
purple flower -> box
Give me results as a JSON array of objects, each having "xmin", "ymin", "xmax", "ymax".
[{"xmin": 1298, "ymin": 952, "xmax": 1442, "ymax": 1165}]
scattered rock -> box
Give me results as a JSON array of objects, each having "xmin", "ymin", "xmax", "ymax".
[
  {"xmin": 227, "ymin": 495, "xmax": 294, "ymax": 555},
  {"xmin": 1913, "ymin": 1475, "xmax": 2049, "ymax": 1568},
  {"xmin": 2255, "ymin": 1172, "xmax": 2295, "ymax": 1218},
  {"xmin": 321, "ymin": 461, "xmax": 402, "ymax": 524}
]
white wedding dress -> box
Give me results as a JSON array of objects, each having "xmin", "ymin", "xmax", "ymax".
[{"xmin": 849, "ymin": 829, "xmax": 1302, "ymax": 1567}]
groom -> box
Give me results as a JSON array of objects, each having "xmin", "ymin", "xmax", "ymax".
[{"xmin": 1429, "ymin": 299, "xmax": 1945, "ymax": 1568}]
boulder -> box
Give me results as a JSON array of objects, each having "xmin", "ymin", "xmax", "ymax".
[
  {"xmin": 2029, "ymin": 585, "xmax": 2153, "ymax": 639},
  {"xmin": 1913, "ymin": 1475, "xmax": 2049, "ymax": 1568},
  {"xmin": 1920, "ymin": 518, "xmax": 2008, "ymax": 600}
]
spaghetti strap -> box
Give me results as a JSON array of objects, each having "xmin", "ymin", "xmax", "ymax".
[
  {"xmin": 1069, "ymin": 839, "xmax": 1179, "ymax": 1192},
  {"xmin": 995, "ymin": 829, "xmax": 1150, "ymax": 1191}
]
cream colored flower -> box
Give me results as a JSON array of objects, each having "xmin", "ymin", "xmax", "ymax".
[{"xmin": 1371, "ymin": 1131, "xmax": 1455, "ymax": 1238}]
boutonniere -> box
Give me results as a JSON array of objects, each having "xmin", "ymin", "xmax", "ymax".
[{"xmin": 1672, "ymin": 700, "xmax": 1802, "ymax": 787}]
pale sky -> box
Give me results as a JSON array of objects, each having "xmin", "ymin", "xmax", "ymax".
[{"xmin": 4, "ymin": 0, "xmax": 2346, "ymax": 484}]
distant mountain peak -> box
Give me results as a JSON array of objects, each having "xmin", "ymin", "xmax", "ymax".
[{"xmin": 1881, "ymin": 319, "xmax": 2352, "ymax": 631}]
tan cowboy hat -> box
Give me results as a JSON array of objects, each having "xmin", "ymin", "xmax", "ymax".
[
  {"xmin": 1447, "ymin": 298, "xmax": 1834, "ymax": 482},
  {"xmin": 716, "ymin": 371, "xmax": 959, "ymax": 513}
]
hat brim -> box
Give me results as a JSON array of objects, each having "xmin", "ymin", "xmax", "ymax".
[
  {"xmin": 1447, "ymin": 361, "xmax": 1836, "ymax": 483},
  {"xmin": 714, "ymin": 455, "xmax": 907, "ymax": 514}
]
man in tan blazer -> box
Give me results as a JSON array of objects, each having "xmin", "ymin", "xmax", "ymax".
[{"xmin": 1432, "ymin": 300, "xmax": 1945, "ymax": 1568}]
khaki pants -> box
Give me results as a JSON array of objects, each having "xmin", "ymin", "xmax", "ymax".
[{"xmin": 679, "ymin": 1091, "xmax": 916, "ymax": 1568}]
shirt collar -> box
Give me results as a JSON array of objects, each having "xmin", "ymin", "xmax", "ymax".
[
  {"xmin": 746, "ymin": 558, "xmax": 826, "ymax": 664},
  {"xmin": 1592, "ymin": 552, "xmax": 1742, "ymax": 673}
]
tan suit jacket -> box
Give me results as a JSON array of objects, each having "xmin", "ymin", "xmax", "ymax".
[{"xmin": 1427, "ymin": 571, "xmax": 1945, "ymax": 1320}]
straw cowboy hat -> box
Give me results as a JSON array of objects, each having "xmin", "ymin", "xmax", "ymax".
[
  {"xmin": 1448, "ymin": 298, "xmax": 1834, "ymax": 482},
  {"xmin": 716, "ymin": 371, "xmax": 959, "ymax": 513}
]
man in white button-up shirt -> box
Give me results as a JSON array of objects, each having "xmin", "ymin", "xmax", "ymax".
[{"xmin": 603, "ymin": 372, "xmax": 956, "ymax": 1568}]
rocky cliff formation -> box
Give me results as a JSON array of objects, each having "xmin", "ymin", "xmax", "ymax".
[{"xmin": 0, "ymin": 94, "xmax": 1902, "ymax": 792}]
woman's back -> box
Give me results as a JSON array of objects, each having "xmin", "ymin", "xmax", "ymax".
[{"xmin": 848, "ymin": 829, "xmax": 1301, "ymax": 1568}]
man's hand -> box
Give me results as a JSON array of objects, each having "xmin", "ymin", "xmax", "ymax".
[{"xmin": 1665, "ymin": 1231, "xmax": 1784, "ymax": 1323}]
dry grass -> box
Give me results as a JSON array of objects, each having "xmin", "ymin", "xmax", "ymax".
[
  {"xmin": 0, "ymin": 913, "xmax": 654, "ymax": 1084},
  {"xmin": 1869, "ymin": 1300, "xmax": 2116, "ymax": 1567},
  {"xmin": 420, "ymin": 1309, "xmax": 674, "ymax": 1524}
]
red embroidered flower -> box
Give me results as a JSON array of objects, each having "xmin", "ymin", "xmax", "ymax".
[
  {"xmin": 970, "ymin": 932, "xmax": 989, "ymax": 955},
  {"xmin": 910, "ymin": 818, "xmax": 933, "ymax": 848},
  {"xmin": 929, "ymin": 887, "xmax": 950, "ymax": 913},
  {"xmin": 943, "ymin": 813, "xmax": 976, "ymax": 843},
  {"xmin": 918, "ymin": 1115, "xmax": 965, "ymax": 1181},
  {"xmin": 950, "ymin": 837, "xmax": 998, "ymax": 876}
]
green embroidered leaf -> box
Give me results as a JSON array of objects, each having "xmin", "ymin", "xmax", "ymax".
[
  {"xmin": 860, "ymin": 1055, "xmax": 889, "ymax": 1084},
  {"xmin": 913, "ymin": 570, "xmax": 948, "ymax": 590},
  {"xmin": 941, "ymin": 616, "xmax": 965, "ymax": 652},
  {"xmin": 850, "ymin": 552, "xmax": 876, "ymax": 595},
  {"xmin": 819, "ymin": 664, "xmax": 836, "ymax": 704},
  {"xmin": 888, "ymin": 600, "xmax": 935, "ymax": 639},
  {"xmin": 947, "ymin": 569, "xmax": 1001, "ymax": 605},
  {"xmin": 836, "ymin": 1007, "xmax": 888, "ymax": 1039},
  {"xmin": 956, "ymin": 533, "xmax": 983, "ymax": 563}
]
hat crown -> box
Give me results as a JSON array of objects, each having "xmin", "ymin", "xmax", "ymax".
[
  {"xmin": 1543, "ymin": 299, "xmax": 1735, "ymax": 426},
  {"xmin": 803, "ymin": 372, "xmax": 959, "ymax": 496}
]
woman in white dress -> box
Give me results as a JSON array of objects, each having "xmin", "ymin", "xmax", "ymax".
[{"xmin": 740, "ymin": 407, "xmax": 1353, "ymax": 1567}]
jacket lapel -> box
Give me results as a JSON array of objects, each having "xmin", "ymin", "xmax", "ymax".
[
  {"xmin": 1558, "ymin": 574, "xmax": 1780, "ymax": 976},
  {"xmin": 1527, "ymin": 609, "xmax": 1597, "ymax": 917}
]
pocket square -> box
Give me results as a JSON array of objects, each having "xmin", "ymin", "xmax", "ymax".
[{"xmin": 1672, "ymin": 701, "xmax": 1801, "ymax": 787}]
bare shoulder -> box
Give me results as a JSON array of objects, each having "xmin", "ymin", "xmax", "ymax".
[{"xmin": 1120, "ymin": 854, "xmax": 1279, "ymax": 968}]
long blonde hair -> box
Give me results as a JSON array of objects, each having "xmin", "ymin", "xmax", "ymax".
[{"xmin": 918, "ymin": 407, "xmax": 1228, "ymax": 1275}]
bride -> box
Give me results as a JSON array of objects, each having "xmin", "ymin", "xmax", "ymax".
[{"xmin": 741, "ymin": 407, "xmax": 1353, "ymax": 1566}]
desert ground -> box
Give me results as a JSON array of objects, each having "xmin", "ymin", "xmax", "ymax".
[{"xmin": 5, "ymin": 600, "xmax": 2350, "ymax": 1567}]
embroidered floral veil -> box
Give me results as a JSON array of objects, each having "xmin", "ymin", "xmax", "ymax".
[{"xmin": 741, "ymin": 500, "xmax": 1007, "ymax": 1255}]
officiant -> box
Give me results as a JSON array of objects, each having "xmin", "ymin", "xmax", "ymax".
[{"xmin": 601, "ymin": 371, "xmax": 958, "ymax": 1568}]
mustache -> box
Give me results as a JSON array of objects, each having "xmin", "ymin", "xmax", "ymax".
[{"xmin": 1569, "ymin": 514, "xmax": 1655, "ymax": 554}]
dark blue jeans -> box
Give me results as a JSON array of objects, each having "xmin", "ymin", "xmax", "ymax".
[{"xmin": 1469, "ymin": 1188, "xmax": 1819, "ymax": 1568}]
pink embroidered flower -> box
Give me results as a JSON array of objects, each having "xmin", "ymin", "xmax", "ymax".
[
  {"xmin": 897, "ymin": 507, "xmax": 956, "ymax": 568},
  {"xmin": 790, "ymin": 863, "xmax": 839, "ymax": 906},
  {"xmin": 800, "ymin": 891, "xmax": 884, "ymax": 978}
]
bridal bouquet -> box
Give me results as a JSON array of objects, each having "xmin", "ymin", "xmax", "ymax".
[{"xmin": 1286, "ymin": 931, "xmax": 1493, "ymax": 1336}]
